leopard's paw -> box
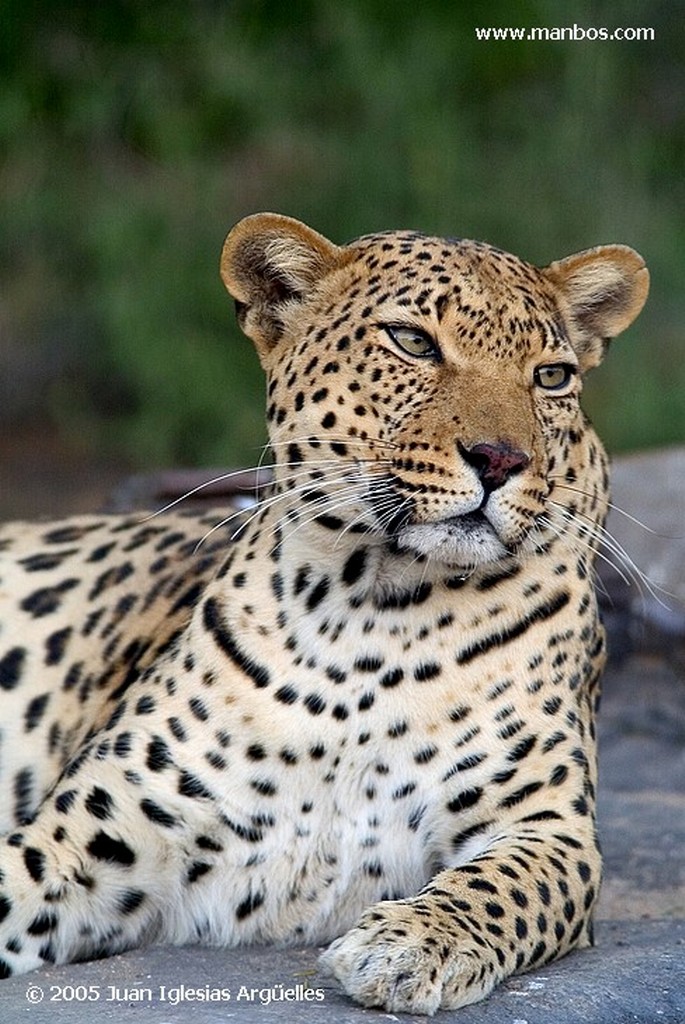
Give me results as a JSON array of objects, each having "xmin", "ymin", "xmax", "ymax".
[{"xmin": 320, "ymin": 899, "xmax": 490, "ymax": 1015}]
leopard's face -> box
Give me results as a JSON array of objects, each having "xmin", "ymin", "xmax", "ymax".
[{"xmin": 222, "ymin": 217, "xmax": 649, "ymax": 571}]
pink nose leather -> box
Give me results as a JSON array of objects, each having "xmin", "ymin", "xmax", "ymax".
[{"xmin": 460, "ymin": 441, "xmax": 530, "ymax": 490}]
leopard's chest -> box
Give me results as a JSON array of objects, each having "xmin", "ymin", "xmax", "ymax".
[
  {"xmin": 169, "ymin": 728, "xmax": 463, "ymax": 946},
  {"xmin": 165, "ymin": 637, "xmax": 546, "ymax": 944},
  {"xmin": 155, "ymin": 553, "xmax": 594, "ymax": 946}
]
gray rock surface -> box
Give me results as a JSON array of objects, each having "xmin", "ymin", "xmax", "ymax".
[
  {"xmin": 600, "ymin": 448, "xmax": 685, "ymax": 659},
  {"xmin": 608, "ymin": 447, "xmax": 685, "ymax": 605},
  {"xmin": 5, "ymin": 920, "xmax": 685, "ymax": 1024}
]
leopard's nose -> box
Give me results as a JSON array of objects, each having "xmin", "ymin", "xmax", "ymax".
[{"xmin": 459, "ymin": 440, "xmax": 530, "ymax": 492}]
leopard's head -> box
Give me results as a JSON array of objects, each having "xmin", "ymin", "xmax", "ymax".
[{"xmin": 221, "ymin": 214, "xmax": 648, "ymax": 571}]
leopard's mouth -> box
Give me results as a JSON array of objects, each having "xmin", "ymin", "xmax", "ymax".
[
  {"xmin": 389, "ymin": 510, "xmax": 514, "ymax": 569},
  {"xmin": 443, "ymin": 510, "xmax": 491, "ymax": 534},
  {"xmin": 367, "ymin": 475, "xmax": 526, "ymax": 568}
]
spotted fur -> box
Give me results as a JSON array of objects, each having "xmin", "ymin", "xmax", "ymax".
[{"xmin": 0, "ymin": 215, "xmax": 648, "ymax": 1013}]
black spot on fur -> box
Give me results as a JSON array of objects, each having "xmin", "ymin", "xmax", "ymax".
[
  {"xmin": 314, "ymin": 514, "xmax": 345, "ymax": 531},
  {"xmin": 45, "ymin": 627, "xmax": 72, "ymax": 665},
  {"xmin": 451, "ymin": 821, "xmax": 492, "ymax": 851},
  {"xmin": 43, "ymin": 525, "xmax": 101, "ymax": 544},
  {"xmin": 447, "ymin": 787, "xmax": 483, "ymax": 813},
  {"xmin": 114, "ymin": 732, "xmax": 132, "ymax": 757},
  {"xmin": 85, "ymin": 787, "xmax": 115, "ymax": 821},
  {"xmin": 187, "ymin": 861, "xmax": 213, "ymax": 883},
  {"xmin": 304, "ymin": 693, "xmax": 326, "ymax": 715},
  {"xmin": 196, "ymin": 835, "xmax": 223, "ymax": 852},
  {"xmin": 170, "ymin": 581, "xmax": 205, "ymax": 614},
  {"xmin": 118, "ymin": 889, "xmax": 146, "ymax": 914},
  {"xmin": 374, "ymin": 582, "xmax": 432, "ymax": 610},
  {"xmin": 147, "ymin": 736, "xmax": 173, "ymax": 772},
  {"xmin": 275, "ymin": 685, "xmax": 299, "ymax": 705},
  {"xmin": 23, "ymin": 847, "xmax": 46, "ymax": 882},
  {"xmin": 251, "ymin": 777, "xmax": 277, "ymax": 796},
  {"xmin": 508, "ymin": 735, "xmax": 537, "ymax": 762},
  {"xmin": 55, "ymin": 789, "xmax": 78, "ymax": 813},
  {"xmin": 87, "ymin": 831, "xmax": 136, "ymax": 866},
  {"xmin": 457, "ymin": 591, "xmax": 571, "ymax": 665},
  {"xmin": 140, "ymin": 798, "xmax": 178, "ymax": 828},
  {"xmin": 20, "ymin": 550, "xmax": 77, "ymax": 571},
  {"xmin": 499, "ymin": 781, "xmax": 544, "ymax": 808},
  {"xmin": 358, "ymin": 691, "xmax": 375, "ymax": 711},
  {"xmin": 23, "ymin": 693, "xmax": 50, "ymax": 733},
  {"xmin": 27, "ymin": 911, "xmax": 58, "ymax": 936},
  {"xmin": 135, "ymin": 694, "xmax": 156, "ymax": 715},
  {"xmin": 203, "ymin": 597, "xmax": 271, "ymax": 688},
  {"xmin": 87, "ymin": 542, "xmax": 117, "ymax": 563},
  {"xmin": 550, "ymin": 764, "xmax": 569, "ymax": 785},
  {"xmin": 379, "ymin": 667, "xmax": 404, "ymax": 688},
  {"xmin": 0, "ymin": 647, "xmax": 26, "ymax": 690},
  {"xmin": 354, "ymin": 655, "xmax": 384, "ymax": 673},
  {"xmin": 414, "ymin": 662, "xmax": 441, "ymax": 682},
  {"xmin": 37, "ymin": 942, "xmax": 57, "ymax": 963},
  {"xmin": 306, "ymin": 576, "xmax": 330, "ymax": 611},
  {"xmin": 342, "ymin": 548, "xmax": 368, "ymax": 585},
  {"xmin": 189, "ymin": 696, "xmax": 209, "ymax": 722},
  {"xmin": 88, "ymin": 562, "xmax": 135, "ymax": 600},
  {"xmin": 168, "ymin": 716, "xmax": 188, "ymax": 742},
  {"xmin": 21, "ymin": 579, "xmax": 80, "ymax": 618},
  {"xmin": 13, "ymin": 768, "xmax": 34, "ymax": 824},
  {"xmin": 0, "ymin": 896, "xmax": 11, "ymax": 924},
  {"xmin": 236, "ymin": 890, "xmax": 265, "ymax": 920},
  {"xmin": 178, "ymin": 771, "xmax": 212, "ymax": 800}
]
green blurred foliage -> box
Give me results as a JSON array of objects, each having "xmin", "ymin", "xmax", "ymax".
[{"xmin": 1, "ymin": 0, "xmax": 683, "ymax": 467}]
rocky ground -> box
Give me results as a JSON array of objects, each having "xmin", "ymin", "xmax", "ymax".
[{"xmin": 1, "ymin": 446, "xmax": 683, "ymax": 1022}]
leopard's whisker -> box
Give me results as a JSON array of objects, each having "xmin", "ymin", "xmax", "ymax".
[
  {"xmin": 536, "ymin": 514, "xmax": 618, "ymax": 600},
  {"xmin": 546, "ymin": 502, "xmax": 671, "ymax": 606},
  {"xmin": 265, "ymin": 433, "xmax": 400, "ymax": 452},
  {"xmin": 542, "ymin": 506, "xmax": 634, "ymax": 587},
  {"xmin": 335, "ymin": 492, "xmax": 411, "ymax": 549},
  {"xmin": 143, "ymin": 443, "xmax": 395, "ymax": 522},
  {"xmin": 273, "ymin": 480, "xmax": 374, "ymax": 545},
  {"xmin": 192, "ymin": 470, "xmax": 367, "ymax": 552},
  {"xmin": 550, "ymin": 478, "xmax": 678, "ymax": 539},
  {"xmin": 267, "ymin": 469, "xmax": 371, "ymax": 523},
  {"xmin": 142, "ymin": 459, "xmax": 356, "ymax": 521},
  {"xmin": 141, "ymin": 466, "xmax": 276, "ymax": 520}
]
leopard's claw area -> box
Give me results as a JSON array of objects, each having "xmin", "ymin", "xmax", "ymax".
[{"xmin": 320, "ymin": 902, "xmax": 486, "ymax": 1015}]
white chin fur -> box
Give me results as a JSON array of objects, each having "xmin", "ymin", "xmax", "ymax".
[{"xmin": 395, "ymin": 519, "xmax": 509, "ymax": 569}]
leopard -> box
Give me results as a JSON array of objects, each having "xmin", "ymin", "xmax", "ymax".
[{"xmin": 0, "ymin": 213, "xmax": 649, "ymax": 1013}]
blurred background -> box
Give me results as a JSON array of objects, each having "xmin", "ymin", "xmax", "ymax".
[{"xmin": 1, "ymin": 0, "xmax": 683, "ymax": 518}]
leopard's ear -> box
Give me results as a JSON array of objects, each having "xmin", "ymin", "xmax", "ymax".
[
  {"xmin": 544, "ymin": 245, "xmax": 649, "ymax": 370},
  {"xmin": 221, "ymin": 213, "xmax": 346, "ymax": 360}
]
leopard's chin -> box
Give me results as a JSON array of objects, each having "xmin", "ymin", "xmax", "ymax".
[{"xmin": 394, "ymin": 512, "xmax": 518, "ymax": 570}]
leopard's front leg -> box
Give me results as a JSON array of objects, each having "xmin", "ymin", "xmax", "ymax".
[
  {"xmin": 321, "ymin": 821, "xmax": 600, "ymax": 1015},
  {"xmin": 0, "ymin": 749, "xmax": 179, "ymax": 978}
]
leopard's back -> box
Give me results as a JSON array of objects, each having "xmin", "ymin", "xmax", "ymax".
[{"xmin": 0, "ymin": 512, "xmax": 233, "ymax": 830}]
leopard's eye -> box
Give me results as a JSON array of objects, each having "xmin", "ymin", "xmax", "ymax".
[
  {"xmin": 384, "ymin": 325, "xmax": 438, "ymax": 359},
  {"xmin": 534, "ymin": 363, "xmax": 576, "ymax": 391}
]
